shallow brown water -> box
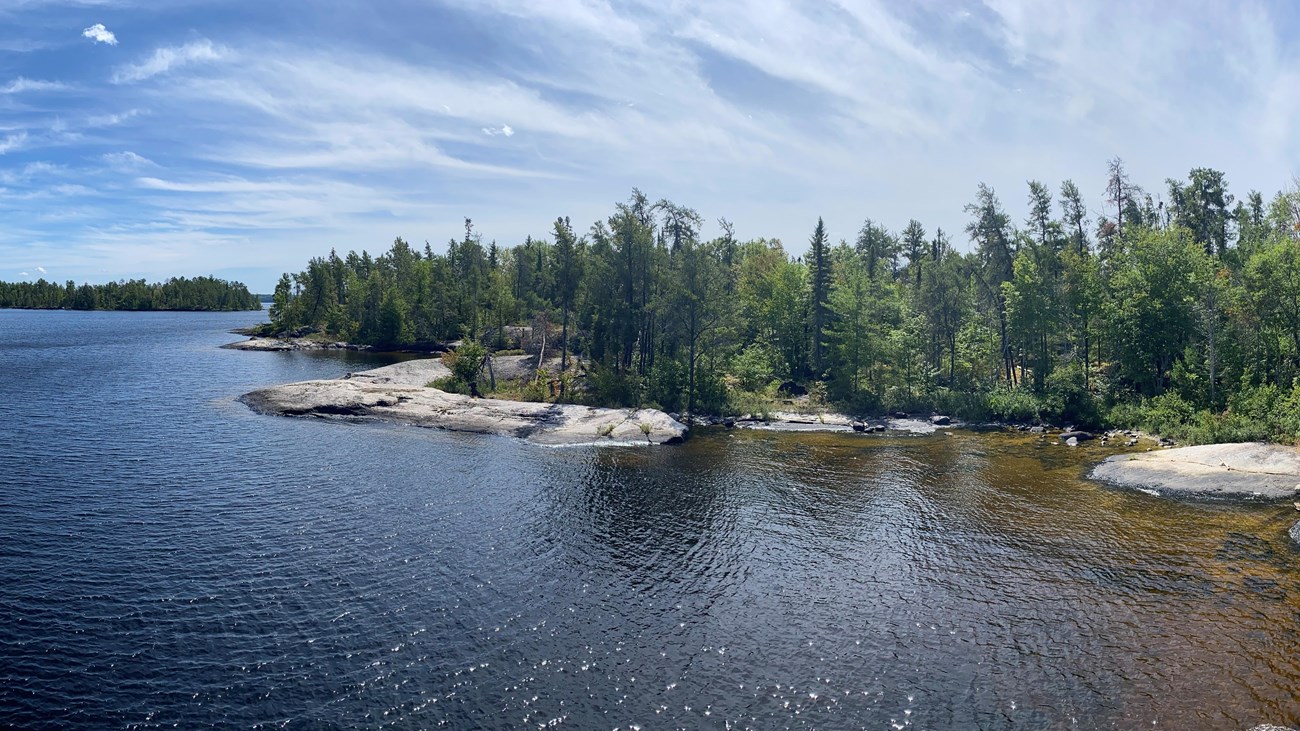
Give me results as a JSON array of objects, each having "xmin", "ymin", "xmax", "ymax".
[{"xmin": 643, "ymin": 427, "xmax": 1300, "ymax": 729}]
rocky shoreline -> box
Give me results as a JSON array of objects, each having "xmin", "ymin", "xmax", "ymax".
[
  {"xmin": 222, "ymin": 336, "xmax": 372, "ymax": 352},
  {"xmin": 239, "ymin": 359, "xmax": 688, "ymax": 446}
]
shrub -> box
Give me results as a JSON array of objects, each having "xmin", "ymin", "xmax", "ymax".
[
  {"xmin": 1044, "ymin": 363, "xmax": 1102, "ymax": 428},
  {"xmin": 1139, "ymin": 392, "xmax": 1196, "ymax": 438},
  {"xmin": 438, "ymin": 340, "xmax": 487, "ymax": 393},
  {"xmin": 731, "ymin": 343, "xmax": 781, "ymax": 392},
  {"xmin": 647, "ymin": 360, "xmax": 687, "ymax": 413},
  {"xmin": 985, "ymin": 386, "xmax": 1044, "ymax": 423},
  {"xmin": 428, "ymin": 376, "xmax": 469, "ymax": 395},
  {"xmin": 584, "ymin": 362, "xmax": 640, "ymax": 408}
]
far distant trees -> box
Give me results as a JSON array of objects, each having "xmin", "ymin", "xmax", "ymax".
[{"xmin": 0, "ymin": 276, "xmax": 260, "ymax": 311}]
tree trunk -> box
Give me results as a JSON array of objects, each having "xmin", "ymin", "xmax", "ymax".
[{"xmin": 561, "ymin": 306, "xmax": 570, "ymax": 372}]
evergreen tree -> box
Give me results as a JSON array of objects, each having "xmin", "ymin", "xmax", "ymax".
[{"xmin": 807, "ymin": 217, "xmax": 832, "ymax": 377}]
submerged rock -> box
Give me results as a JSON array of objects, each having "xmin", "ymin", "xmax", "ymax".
[
  {"xmin": 930, "ymin": 415, "xmax": 951, "ymax": 426},
  {"xmin": 1091, "ymin": 442, "xmax": 1300, "ymax": 500},
  {"xmin": 1290, "ymin": 521, "xmax": 1300, "ymax": 550},
  {"xmin": 1059, "ymin": 430, "xmax": 1094, "ymax": 441}
]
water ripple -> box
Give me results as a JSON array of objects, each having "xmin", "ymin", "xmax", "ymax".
[{"xmin": 1, "ymin": 311, "xmax": 1298, "ymax": 729}]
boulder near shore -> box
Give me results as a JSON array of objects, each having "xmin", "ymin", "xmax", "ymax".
[
  {"xmin": 1091, "ymin": 442, "xmax": 1300, "ymax": 500},
  {"xmin": 239, "ymin": 359, "xmax": 688, "ymax": 446}
]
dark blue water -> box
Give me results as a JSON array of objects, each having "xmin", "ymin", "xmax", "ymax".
[{"xmin": 2, "ymin": 310, "xmax": 1298, "ymax": 730}]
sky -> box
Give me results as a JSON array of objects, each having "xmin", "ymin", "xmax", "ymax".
[{"xmin": 1, "ymin": 0, "xmax": 1298, "ymax": 292}]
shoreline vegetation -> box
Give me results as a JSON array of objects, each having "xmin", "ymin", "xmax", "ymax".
[
  {"xmin": 254, "ymin": 163, "xmax": 1300, "ymax": 447},
  {"xmin": 0, "ymin": 276, "xmax": 260, "ymax": 312}
]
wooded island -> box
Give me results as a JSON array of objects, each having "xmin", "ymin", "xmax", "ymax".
[{"xmin": 0, "ymin": 276, "xmax": 261, "ymax": 312}]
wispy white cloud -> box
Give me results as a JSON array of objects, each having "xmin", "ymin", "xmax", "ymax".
[
  {"xmin": 82, "ymin": 23, "xmax": 116, "ymax": 45},
  {"xmin": 102, "ymin": 150, "xmax": 154, "ymax": 169},
  {"xmin": 86, "ymin": 109, "xmax": 141, "ymax": 127},
  {"xmin": 0, "ymin": 38, "xmax": 51, "ymax": 53},
  {"xmin": 482, "ymin": 124, "xmax": 514, "ymax": 137},
  {"xmin": 0, "ymin": 162, "xmax": 62, "ymax": 184},
  {"xmin": 112, "ymin": 40, "xmax": 225, "ymax": 83},
  {"xmin": 0, "ymin": 132, "xmax": 27, "ymax": 154},
  {"xmin": 35, "ymin": 265, "xmax": 46, "ymax": 274},
  {"xmin": 1, "ymin": 77, "xmax": 68, "ymax": 94}
]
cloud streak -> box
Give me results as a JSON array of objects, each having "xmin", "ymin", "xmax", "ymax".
[
  {"xmin": 112, "ymin": 40, "xmax": 225, "ymax": 83},
  {"xmin": 0, "ymin": 132, "xmax": 28, "ymax": 154},
  {"xmin": 1, "ymin": 77, "xmax": 68, "ymax": 94}
]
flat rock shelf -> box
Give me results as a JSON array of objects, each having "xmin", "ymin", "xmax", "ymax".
[
  {"xmin": 1091, "ymin": 442, "xmax": 1300, "ymax": 501},
  {"xmin": 239, "ymin": 359, "xmax": 687, "ymax": 446}
]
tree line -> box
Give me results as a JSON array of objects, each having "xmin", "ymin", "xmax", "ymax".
[
  {"xmin": 0, "ymin": 276, "xmax": 261, "ymax": 312},
  {"xmin": 265, "ymin": 160, "xmax": 1300, "ymax": 442}
]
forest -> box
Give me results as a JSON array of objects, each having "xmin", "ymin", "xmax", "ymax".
[
  {"xmin": 264, "ymin": 159, "xmax": 1300, "ymax": 444},
  {"xmin": 0, "ymin": 276, "xmax": 261, "ymax": 312}
]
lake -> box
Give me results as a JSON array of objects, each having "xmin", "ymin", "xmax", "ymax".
[{"xmin": 1, "ymin": 309, "xmax": 1297, "ymax": 729}]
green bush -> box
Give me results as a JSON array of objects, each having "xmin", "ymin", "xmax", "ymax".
[
  {"xmin": 647, "ymin": 359, "xmax": 687, "ymax": 413},
  {"xmin": 438, "ymin": 340, "xmax": 487, "ymax": 393},
  {"xmin": 1044, "ymin": 363, "xmax": 1102, "ymax": 428},
  {"xmin": 985, "ymin": 386, "xmax": 1044, "ymax": 423},
  {"xmin": 921, "ymin": 388, "xmax": 993, "ymax": 420},
  {"xmin": 726, "ymin": 381, "xmax": 779, "ymax": 419},
  {"xmin": 692, "ymin": 362, "xmax": 730, "ymax": 414},
  {"xmin": 731, "ymin": 343, "xmax": 781, "ymax": 392},
  {"xmin": 428, "ymin": 376, "xmax": 469, "ymax": 395},
  {"xmin": 1140, "ymin": 392, "xmax": 1196, "ymax": 438},
  {"xmin": 584, "ymin": 362, "xmax": 640, "ymax": 407},
  {"xmin": 1106, "ymin": 401, "xmax": 1145, "ymax": 430},
  {"xmin": 834, "ymin": 388, "xmax": 882, "ymax": 417},
  {"xmin": 1102, "ymin": 385, "xmax": 1300, "ymax": 445}
]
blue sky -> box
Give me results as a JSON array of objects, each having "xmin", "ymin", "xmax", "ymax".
[{"xmin": 2, "ymin": 0, "xmax": 1298, "ymax": 291}]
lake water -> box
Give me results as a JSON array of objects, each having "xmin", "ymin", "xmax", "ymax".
[{"xmin": 1, "ymin": 309, "xmax": 1298, "ymax": 730}]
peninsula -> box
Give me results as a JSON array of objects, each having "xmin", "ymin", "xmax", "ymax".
[{"xmin": 239, "ymin": 359, "xmax": 688, "ymax": 446}]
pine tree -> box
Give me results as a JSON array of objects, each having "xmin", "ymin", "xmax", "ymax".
[{"xmin": 808, "ymin": 217, "xmax": 832, "ymax": 377}]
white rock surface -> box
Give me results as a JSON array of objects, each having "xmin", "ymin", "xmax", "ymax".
[
  {"xmin": 1091, "ymin": 442, "xmax": 1300, "ymax": 500},
  {"xmin": 240, "ymin": 376, "xmax": 687, "ymax": 445}
]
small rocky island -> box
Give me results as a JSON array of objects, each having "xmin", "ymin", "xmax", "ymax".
[{"xmin": 240, "ymin": 359, "xmax": 688, "ymax": 446}]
